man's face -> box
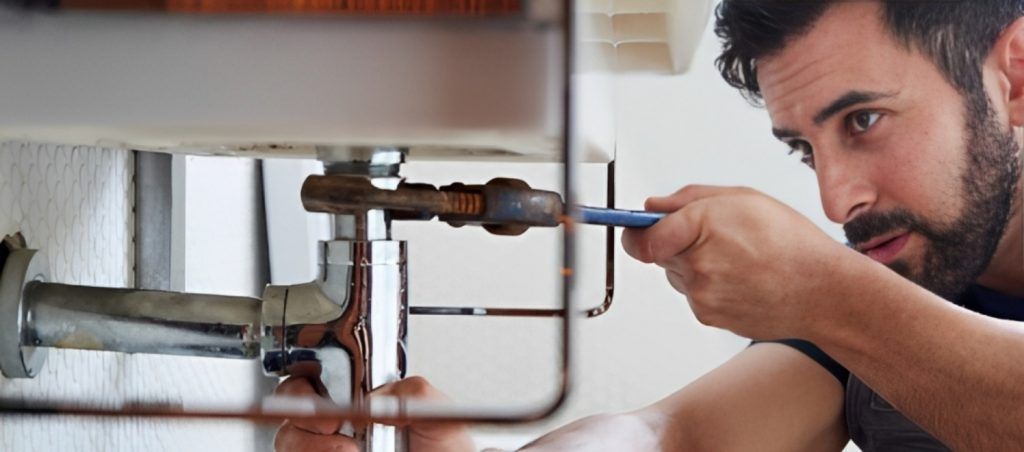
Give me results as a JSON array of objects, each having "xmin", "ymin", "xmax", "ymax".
[{"xmin": 756, "ymin": 2, "xmax": 1020, "ymax": 300}]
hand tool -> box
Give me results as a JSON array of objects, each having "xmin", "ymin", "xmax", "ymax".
[
  {"xmin": 301, "ymin": 175, "xmax": 666, "ymax": 235},
  {"xmin": 575, "ymin": 206, "xmax": 665, "ymax": 228}
]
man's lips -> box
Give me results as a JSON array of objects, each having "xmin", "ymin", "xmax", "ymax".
[{"xmin": 856, "ymin": 232, "xmax": 911, "ymax": 264}]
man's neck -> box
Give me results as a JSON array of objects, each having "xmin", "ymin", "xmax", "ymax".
[{"xmin": 977, "ymin": 193, "xmax": 1024, "ymax": 297}]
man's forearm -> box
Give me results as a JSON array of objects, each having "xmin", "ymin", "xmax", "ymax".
[
  {"xmin": 808, "ymin": 256, "xmax": 1024, "ymax": 450},
  {"xmin": 635, "ymin": 343, "xmax": 847, "ymax": 451},
  {"xmin": 516, "ymin": 413, "xmax": 663, "ymax": 452}
]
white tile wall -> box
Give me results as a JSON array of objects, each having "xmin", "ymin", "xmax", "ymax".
[{"xmin": 0, "ymin": 141, "xmax": 266, "ymax": 452}]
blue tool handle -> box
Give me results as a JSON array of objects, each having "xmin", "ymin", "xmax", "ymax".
[{"xmin": 576, "ymin": 206, "xmax": 666, "ymax": 228}]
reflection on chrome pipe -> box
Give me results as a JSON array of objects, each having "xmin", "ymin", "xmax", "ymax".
[
  {"xmin": 258, "ymin": 239, "xmax": 408, "ymax": 451},
  {"xmin": 360, "ymin": 240, "xmax": 407, "ymax": 452},
  {"xmin": 316, "ymin": 147, "xmax": 409, "ymax": 452},
  {"xmin": 265, "ymin": 239, "xmax": 408, "ymax": 452},
  {"xmin": 333, "ymin": 210, "xmax": 391, "ymax": 242},
  {"xmin": 23, "ymin": 282, "xmax": 263, "ymax": 359}
]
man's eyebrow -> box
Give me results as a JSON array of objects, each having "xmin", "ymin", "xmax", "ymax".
[
  {"xmin": 772, "ymin": 127, "xmax": 801, "ymax": 140},
  {"xmin": 813, "ymin": 90, "xmax": 895, "ymax": 125}
]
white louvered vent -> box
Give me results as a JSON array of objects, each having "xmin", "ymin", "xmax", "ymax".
[{"xmin": 577, "ymin": 0, "xmax": 714, "ymax": 74}]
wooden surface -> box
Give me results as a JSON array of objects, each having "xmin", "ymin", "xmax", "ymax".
[{"xmin": 61, "ymin": 0, "xmax": 523, "ymax": 14}]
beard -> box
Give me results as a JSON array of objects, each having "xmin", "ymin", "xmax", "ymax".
[{"xmin": 843, "ymin": 94, "xmax": 1021, "ymax": 301}]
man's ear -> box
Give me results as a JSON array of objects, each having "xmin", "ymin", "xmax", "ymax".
[{"xmin": 995, "ymin": 17, "xmax": 1024, "ymax": 126}]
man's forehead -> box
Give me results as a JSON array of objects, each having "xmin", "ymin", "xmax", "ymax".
[{"xmin": 756, "ymin": 2, "xmax": 904, "ymax": 125}]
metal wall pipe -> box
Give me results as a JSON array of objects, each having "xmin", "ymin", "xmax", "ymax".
[{"xmin": 23, "ymin": 282, "xmax": 263, "ymax": 359}]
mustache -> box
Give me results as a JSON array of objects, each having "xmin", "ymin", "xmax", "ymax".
[{"xmin": 843, "ymin": 209, "xmax": 924, "ymax": 247}]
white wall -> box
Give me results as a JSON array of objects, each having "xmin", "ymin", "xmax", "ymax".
[
  {"xmin": 0, "ymin": 145, "xmax": 273, "ymax": 451},
  {"xmin": 172, "ymin": 155, "xmax": 277, "ymax": 452},
  {"xmin": 0, "ymin": 142, "xmax": 141, "ymax": 451}
]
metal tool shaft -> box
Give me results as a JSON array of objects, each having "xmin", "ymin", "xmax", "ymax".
[{"xmin": 303, "ymin": 175, "xmax": 484, "ymax": 217}]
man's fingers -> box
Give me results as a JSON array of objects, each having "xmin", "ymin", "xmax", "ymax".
[
  {"xmin": 644, "ymin": 185, "xmax": 738, "ymax": 212},
  {"xmin": 369, "ymin": 376, "xmax": 452, "ymax": 430},
  {"xmin": 275, "ymin": 420, "xmax": 359, "ymax": 452},
  {"xmin": 372, "ymin": 377, "xmax": 475, "ymax": 450},
  {"xmin": 622, "ymin": 201, "xmax": 705, "ymax": 263},
  {"xmin": 275, "ymin": 377, "xmax": 344, "ymax": 435},
  {"xmin": 372, "ymin": 375, "xmax": 447, "ymax": 403},
  {"xmin": 275, "ymin": 376, "xmax": 320, "ymax": 397},
  {"xmin": 665, "ymin": 268, "xmax": 691, "ymax": 296}
]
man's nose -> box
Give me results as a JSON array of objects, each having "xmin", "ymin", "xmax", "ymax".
[{"xmin": 815, "ymin": 151, "xmax": 877, "ymax": 224}]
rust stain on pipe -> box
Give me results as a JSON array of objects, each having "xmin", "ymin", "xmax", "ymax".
[{"xmin": 54, "ymin": 332, "xmax": 105, "ymax": 351}]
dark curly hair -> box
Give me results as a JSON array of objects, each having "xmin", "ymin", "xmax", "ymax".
[{"xmin": 714, "ymin": 0, "xmax": 1024, "ymax": 105}]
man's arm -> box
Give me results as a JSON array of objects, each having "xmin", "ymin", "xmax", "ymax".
[
  {"xmin": 522, "ymin": 342, "xmax": 847, "ymax": 452},
  {"xmin": 618, "ymin": 185, "xmax": 1024, "ymax": 449},
  {"xmin": 274, "ymin": 342, "xmax": 846, "ymax": 451},
  {"xmin": 807, "ymin": 258, "xmax": 1024, "ymax": 450}
]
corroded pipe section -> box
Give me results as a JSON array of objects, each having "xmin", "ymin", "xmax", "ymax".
[{"xmin": 23, "ymin": 282, "xmax": 263, "ymax": 359}]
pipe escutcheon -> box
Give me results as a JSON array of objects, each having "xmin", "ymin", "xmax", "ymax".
[{"xmin": 0, "ymin": 249, "xmax": 49, "ymax": 378}]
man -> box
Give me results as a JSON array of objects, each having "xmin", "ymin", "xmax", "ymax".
[{"xmin": 277, "ymin": 1, "xmax": 1024, "ymax": 450}]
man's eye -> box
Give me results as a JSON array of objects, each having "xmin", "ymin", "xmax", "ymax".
[
  {"xmin": 848, "ymin": 111, "xmax": 881, "ymax": 134},
  {"xmin": 787, "ymin": 140, "xmax": 815, "ymax": 169}
]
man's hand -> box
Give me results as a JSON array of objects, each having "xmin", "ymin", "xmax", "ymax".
[
  {"xmin": 621, "ymin": 185, "xmax": 861, "ymax": 340},
  {"xmin": 273, "ymin": 376, "xmax": 475, "ymax": 452}
]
